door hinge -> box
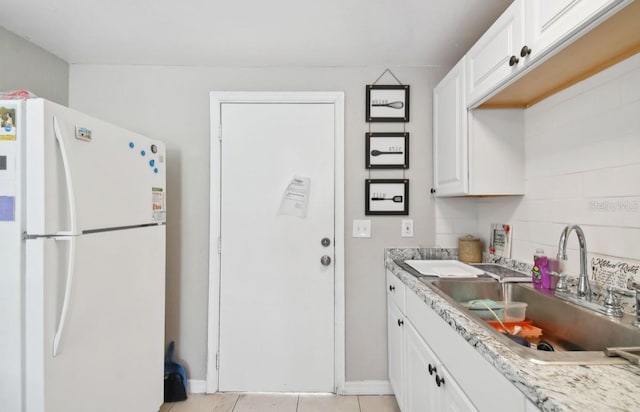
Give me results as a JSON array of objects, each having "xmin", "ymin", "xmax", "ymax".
[
  {"xmin": 218, "ymin": 237, "xmax": 221, "ymax": 254},
  {"xmin": 216, "ymin": 352, "xmax": 220, "ymax": 370},
  {"xmin": 217, "ymin": 126, "xmax": 222, "ymax": 141}
]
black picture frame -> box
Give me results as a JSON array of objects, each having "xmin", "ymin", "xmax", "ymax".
[
  {"xmin": 365, "ymin": 132, "xmax": 409, "ymax": 169},
  {"xmin": 366, "ymin": 85, "xmax": 410, "ymax": 122},
  {"xmin": 365, "ymin": 179, "xmax": 409, "ymax": 215}
]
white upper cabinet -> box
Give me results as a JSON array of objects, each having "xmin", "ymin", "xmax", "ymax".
[
  {"xmin": 525, "ymin": 0, "xmax": 624, "ymax": 61},
  {"xmin": 432, "ymin": 56, "xmax": 525, "ymax": 197},
  {"xmin": 465, "ymin": 0, "xmax": 631, "ymax": 108},
  {"xmin": 466, "ymin": 0, "xmax": 525, "ymax": 107},
  {"xmin": 433, "ymin": 57, "xmax": 468, "ymax": 196}
]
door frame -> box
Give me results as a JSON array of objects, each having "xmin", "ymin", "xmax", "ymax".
[{"xmin": 206, "ymin": 91, "xmax": 345, "ymax": 393}]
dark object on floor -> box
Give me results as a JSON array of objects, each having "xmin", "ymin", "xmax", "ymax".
[{"xmin": 164, "ymin": 341, "xmax": 188, "ymax": 402}]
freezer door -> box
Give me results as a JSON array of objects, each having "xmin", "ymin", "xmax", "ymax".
[
  {"xmin": 25, "ymin": 225, "xmax": 165, "ymax": 412},
  {"xmin": 25, "ymin": 99, "xmax": 166, "ymax": 235}
]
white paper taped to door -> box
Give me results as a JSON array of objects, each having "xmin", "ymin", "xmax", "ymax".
[{"xmin": 279, "ymin": 176, "xmax": 310, "ymax": 218}]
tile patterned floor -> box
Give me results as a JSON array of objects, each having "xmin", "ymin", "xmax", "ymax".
[{"xmin": 160, "ymin": 393, "xmax": 400, "ymax": 412}]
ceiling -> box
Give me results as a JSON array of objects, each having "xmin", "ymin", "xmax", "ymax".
[{"xmin": 0, "ymin": 0, "xmax": 511, "ymax": 68}]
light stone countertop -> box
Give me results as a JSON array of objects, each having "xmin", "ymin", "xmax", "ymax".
[{"xmin": 385, "ymin": 248, "xmax": 640, "ymax": 412}]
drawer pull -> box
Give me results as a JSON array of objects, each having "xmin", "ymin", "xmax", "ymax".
[{"xmin": 435, "ymin": 374, "xmax": 445, "ymax": 387}]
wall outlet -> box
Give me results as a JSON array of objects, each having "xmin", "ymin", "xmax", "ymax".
[
  {"xmin": 401, "ymin": 219, "xmax": 414, "ymax": 237},
  {"xmin": 352, "ymin": 219, "xmax": 371, "ymax": 238}
]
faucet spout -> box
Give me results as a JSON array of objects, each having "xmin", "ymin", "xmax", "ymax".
[{"xmin": 557, "ymin": 225, "xmax": 591, "ymax": 300}]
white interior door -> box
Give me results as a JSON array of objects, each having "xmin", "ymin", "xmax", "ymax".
[{"xmin": 217, "ymin": 100, "xmax": 336, "ymax": 392}]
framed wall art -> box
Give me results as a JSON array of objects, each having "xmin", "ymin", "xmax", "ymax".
[
  {"xmin": 489, "ymin": 224, "xmax": 512, "ymax": 258},
  {"xmin": 365, "ymin": 132, "xmax": 409, "ymax": 169},
  {"xmin": 365, "ymin": 179, "xmax": 409, "ymax": 215},
  {"xmin": 365, "ymin": 85, "xmax": 410, "ymax": 122}
]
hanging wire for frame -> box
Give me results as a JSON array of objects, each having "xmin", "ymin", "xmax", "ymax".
[{"xmin": 371, "ymin": 68, "xmax": 404, "ymax": 86}]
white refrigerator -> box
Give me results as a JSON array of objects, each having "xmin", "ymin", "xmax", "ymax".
[{"xmin": 0, "ymin": 98, "xmax": 166, "ymax": 412}]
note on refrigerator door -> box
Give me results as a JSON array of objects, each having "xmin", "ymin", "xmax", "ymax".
[{"xmin": 279, "ymin": 176, "xmax": 310, "ymax": 218}]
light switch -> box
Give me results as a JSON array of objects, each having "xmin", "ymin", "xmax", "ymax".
[
  {"xmin": 401, "ymin": 219, "xmax": 413, "ymax": 237},
  {"xmin": 352, "ymin": 219, "xmax": 371, "ymax": 238}
]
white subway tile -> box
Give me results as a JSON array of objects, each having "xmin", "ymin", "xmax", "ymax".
[
  {"xmin": 621, "ymin": 197, "xmax": 640, "ymax": 228},
  {"xmin": 435, "ymin": 218, "xmax": 454, "ymax": 234},
  {"xmin": 527, "ymin": 199, "xmax": 554, "ymax": 222},
  {"xmin": 435, "ymin": 234, "xmax": 461, "ymax": 249},
  {"xmin": 621, "ymin": 132, "xmax": 640, "ymax": 166},
  {"xmin": 453, "ymin": 218, "xmax": 479, "ymax": 234},
  {"xmin": 583, "ymin": 164, "xmax": 640, "ymax": 197},
  {"xmin": 551, "ymin": 173, "xmax": 583, "ymax": 199}
]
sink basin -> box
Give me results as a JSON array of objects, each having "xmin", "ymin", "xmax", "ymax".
[{"xmin": 421, "ymin": 277, "xmax": 640, "ymax": 365}]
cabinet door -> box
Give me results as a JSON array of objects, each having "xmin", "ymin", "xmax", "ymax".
[
  {"xmin": 466, "ymin": 0, "xmax": 525, "ymax": 106},
  {"xmin": 387, "ymin": 302, "xmax": 405, "ymax": 411},
  {"xmin": 405, "ymin": 323, "xmax": 440, "ymax": 412},
  {"xmin": 433, "ymin": 57, "xmax": 468, "ymax": 196},
  {"xmin": 440, "ymin": 367, "xmax": 479, "ymax": 412},
  {"xmin": 525, "ymin": 0, "xmax": 623, "ymax": 61}
]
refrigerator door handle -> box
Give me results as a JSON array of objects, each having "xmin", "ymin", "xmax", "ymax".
[
  {"xmin": 52, "ymin": 236, "xmax": 77, "ymax": 357},
  {"xmin": 53, "ymin": 116, "xmax": 80, "ymax": 236}
]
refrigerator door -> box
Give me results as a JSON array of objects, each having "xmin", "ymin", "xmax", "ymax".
[
  {"xmin": 0, "ymin": 100, "xmax": 24, "ymax": 411},
  {"xmin": 25, "ymin": 225, "xmax": 165, "ymax": 412},
  {"xmin": 25, "ymin": 98, "xmax": 166, "ymax": 236}
]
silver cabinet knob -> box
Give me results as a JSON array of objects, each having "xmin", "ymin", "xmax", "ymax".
[
  {"xmin": 321, "ymin": 237, "xmax": 331, "ymax": 247},
  {"xmin": 320, "ymin": 255, "xmax": 332, "ymax": 266}
]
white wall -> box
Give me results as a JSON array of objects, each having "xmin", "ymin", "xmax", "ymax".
[
  {"xmin": 69, "ymin": 65, "xmax": 445, "ymax": 383},
  {"xmin": 0, "ymin": 26, "xmax": 68, "ymax": 104},
  {"xmin": 438, "ymin": 52, "xmax": 640, "ymax": 275}
]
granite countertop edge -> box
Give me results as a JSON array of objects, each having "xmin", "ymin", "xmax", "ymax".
[{"xmin": 385, "ymin": 248, "xmax": 640, "ymax": 412}]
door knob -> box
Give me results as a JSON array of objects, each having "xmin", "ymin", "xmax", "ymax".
[{"xmin": 320, "ymin": 255, "xmax": 332, "ymax": 266}]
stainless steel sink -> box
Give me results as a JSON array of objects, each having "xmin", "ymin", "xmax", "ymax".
[{"xmin": 421, "ymin": 277, "xmax": 640, "ymax": 365}]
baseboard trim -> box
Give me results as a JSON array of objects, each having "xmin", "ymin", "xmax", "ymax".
[
  {"xmin": 340, "ymin": 380, "xmax": 393, "ymax": 395},
  {"xmin": 188, "ymin": 379, "xmax": 207, "ymax": 394},
  {"xmin": 190, "ymin": 379, "xmax": 391, "ymax": 395}
]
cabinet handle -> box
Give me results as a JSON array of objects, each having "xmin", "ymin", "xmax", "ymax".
[
  {"xmin": 428, "ymin": 364, "xmax": 436, "ymax": 375},
  {"xmin": 430, "ymin": 188, "xmax": 436, "ymax": 194},
  {"xmin": 509, "ymin": 55, "xmax": 519, "ymax": 67},
  {"xmin": 389, "ymin": 285, "xmax": 395, "ymax": 292},
  {"xmin": 397, "ymin": 319, "xmax": 404, "ymax": 327},
  {"xmin": 435, "ymin": 374, "xmax": 445, "ymax": 387},
  {"xmin": 520, "ymin": 45, "xmax": 532, "ymax": 57}
]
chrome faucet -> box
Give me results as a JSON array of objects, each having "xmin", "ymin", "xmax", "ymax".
[{"xmin": 557, "ymin": 224, "xmax": 592, "ymax": 300}]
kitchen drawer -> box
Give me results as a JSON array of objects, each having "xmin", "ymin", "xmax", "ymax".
[{"xmin": 386, "ymin": 270, "xmax": 406, "ymax": 312}]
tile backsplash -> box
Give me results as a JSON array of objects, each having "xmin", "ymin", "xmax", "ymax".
[{"xmin": 436, "ymin": 52, "xmax": 640, "ymax": 290}]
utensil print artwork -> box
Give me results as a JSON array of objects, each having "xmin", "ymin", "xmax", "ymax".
[
  {"xmin": 365, "ymin": 179, "xmax": 409, "ymax": 215},
  {"xmin": 371, "ymin": 195, "xmax": 404, "ymax": 203},
  {"xmin": 365, "ymin": 133, "xmax": 409, "ymax": 169},
  {"xmin": 371, "ymin": 100, "xmax": 404, "ymax": 109},
  {"xmin": 371, "ymin": 149, "xmax": 403, "ymax": 156}
]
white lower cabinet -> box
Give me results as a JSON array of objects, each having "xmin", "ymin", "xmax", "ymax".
[
  {"xmin": 387, "ymin": 270, "xmax": 534, "ymax": 412},
  {"xmin": 387, "ymin": 301, "xmax": 406, "ymax": 411},
  {"xmin": 405, "ymin": 322, "xmax": 477, "ymax": 412}
]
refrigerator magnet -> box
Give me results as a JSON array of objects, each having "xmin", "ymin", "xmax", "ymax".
[
  {"xmin": 0, "ymin": 196, "xmax": 16, "ymax": 221},
  {"xmin": 0, "ymin": 105, "xmax": 17, "ymax": 141}
]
